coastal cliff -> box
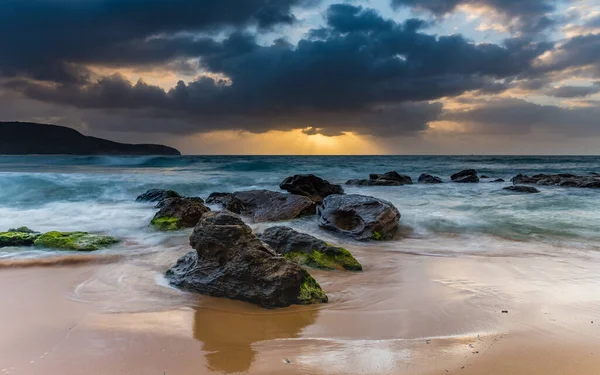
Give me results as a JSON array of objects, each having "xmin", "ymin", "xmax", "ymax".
[{"xmin": 0, "ymin": 122, "xmax": 181, "ymax": 155}]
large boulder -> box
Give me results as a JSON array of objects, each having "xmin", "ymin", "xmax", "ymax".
[
  {"xmin": 136, "ymin": 189, "xmax": 181, "ymax": 203},
  {"xmin": 346, "ymin": 171, "xmax": 412, "ymax": 186},
  {"xmin": 258, "ymin": 226, "xmax": 362, "ymax": 271},
  {"xmin": 418, "ymin": 173, "xmax": 443, "ymax": 184},
  {"xmin": 503, "ymin": 185, "xmax": 540, "ymax": 194},
  {"xmin": 165, "ymin": 211, "xmax": 328, "ymax": 308},
  {"xmin": 0, "ymin": 228, "xmax": 40, "ymax": 248},
  {"xmin": 280, "ymin": 174, "xmax": 344, "ymax": 203},
  {"xmin": 206, "ymin": 190, "xmax": 315, "ymax": 223},
  {"xmin": 317, "ymin": 194, "xmax": 400, "ymax": 241},
  {"xmin": 151, "ymin": 197, "xmax": 210, "ymax": 230},
  {"xmin": 511, "ymin": 173, "xmax": 600, "ymax": 188},
  {"xmin": 34, "ymin": 231, "xmax": 119, "ymax": 251},
  {"xmin": 451, "ymin": 169, "xmax": 479, "ymax": 183}
]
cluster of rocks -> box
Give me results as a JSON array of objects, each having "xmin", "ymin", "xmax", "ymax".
[
  {"xmin": 347, "ymin": 171, "xmax": 412, "ymax": 186},
  {"xmin": 511, "ymin": 173, "xmax": 600, "ymax": 188},
  {"xmin": 0, "ymin": 227, "xmax": 119, "ymax": 251},
  {"xmin": 137, "ymin": 189, "xmax": 212, "ymax": 231}
]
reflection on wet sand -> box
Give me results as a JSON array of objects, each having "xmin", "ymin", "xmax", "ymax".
[{"xmin": 193, "ymin": 305, "xmax": 320, "ymax": 373}]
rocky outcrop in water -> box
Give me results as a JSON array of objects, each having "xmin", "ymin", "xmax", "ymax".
[
  {"xmin": 317, "ymin": 194, "xmax": 400, "ymax": 241},
  {"xmin": 280, "ymin": 174, "xmax": 344, "ymax": 203},
  {"xmin": 34, "ymin": 231, "xmax": 119, "ymax": 251},
  {"xmin": 451, "ymin": 169, "xmax": 479, "ymax": 183},
  {"xmin": 136, "ymin": 189, "xmax": 181, "ymax": 203},
  {"xmin": 491, "ymin": 178, "xmax": 505, "ymax": 182},
  {"xmin": 511, "ymin": 173, "xmax": 600, "ymax": 188},
  {"xmin": 503, "ymin": 185, "xmax": 540, "ymax": 194},
  {"xmin": 165, "ymin": 210, "xmax": 328, "ymax": 308},
  {"xmin": 258, "ymin": 226, "xmax": 362, "ymax": 271},
  {"xmin": 346, "ymin": 171, "xmax": 412, "ymax": 186},
  {"xmin": 206, "ymin": 190, "xmax": 315, "ymax": 222},
  {"xmin": 151, "ymin": 197, "xmax": 210, "ymax": 230},
  {"xmin": 418, "ymin": 173, "xmax": 443, "ymax": 184},
  {"xmin": 0, "ymin": 228, "xmax": 40, "ymax": 248}
]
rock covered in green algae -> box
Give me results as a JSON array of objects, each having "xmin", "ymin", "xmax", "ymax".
[
  {"xmin": 166, "ymin": 210, "xmax": 328, "ymax": 308},
  {"xmin": 34, "ymin": 231, "xmax": 119, "ymax": 251},
  {"xmin": 258, "ymin": 226, "xmax": 362, "ymax": 271},
  {"xmin": 0, "ymin": 230, "xmax": 40, "ymax": 247},
  {"xmin": 151, "ymin": 197, "xmax": 210, "ymax": 231}
]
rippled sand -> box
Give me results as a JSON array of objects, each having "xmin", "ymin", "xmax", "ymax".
[{"xmin": 2, "ymin": 237, "xmax": 600, "ymax": 374}]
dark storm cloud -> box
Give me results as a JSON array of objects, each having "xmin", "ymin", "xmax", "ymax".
[
  {"xmin": 390, "ymin": 0, "xmax": 562, "ymax": 34},
  {"xmin": 443, "ymin": 98, "xmax": 600, "ymax": 136},
  {"xmin": 545, "ymin": 83, "xmax": 600, "ymax": 98},
  {"xmin": 537, "ymin": 33, "xmax": 600, "ymax": 75}
]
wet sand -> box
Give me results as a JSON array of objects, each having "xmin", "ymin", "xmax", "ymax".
[{"xmin": 2, "ymin": 238, "xmax": 600, "ymax": 375}]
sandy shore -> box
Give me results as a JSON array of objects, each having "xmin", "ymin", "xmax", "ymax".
[{"xmin": 2, "ymin": 239, "xmax": 600, "ymax": 375}]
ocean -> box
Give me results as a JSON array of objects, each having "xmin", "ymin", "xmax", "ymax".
[{"xmin": 1, "ymin": 155, "xmax": 600, "ymax": 261}]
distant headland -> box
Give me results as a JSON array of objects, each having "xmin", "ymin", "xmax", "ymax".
[{"xmin": 0, "ymin": 122, "xmax": 180, "ymax": 155}]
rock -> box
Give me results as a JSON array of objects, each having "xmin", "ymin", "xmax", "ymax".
[
  {"xmin": 418, "ymin": 173, "xmax": 443, "ymax": 184},
  {"xmin": 151, "ymin": 197, "xmax": 210, "ymax": 230},
  {"xmin": 34, "ymin": 231, "xmax": 119, "ymax": 251},
  {"xmin": 280, "ymin": 174, "xmax": 344, "ymax": 203},
  {"xmin": 481, "ymin": 175, "xmax": 489, "ymax": 179},
  {"xmin": 317, "ymin": 194, "xmax": 400, "ymax": 241},
  {"xmin": 258, "ymin": 226, "xmax": 362, "ymax": 271},
  {"xmin": 511, "ymin": 173, "xmax": 600, "ymax": 188},
  {"xmin": 451, "ymin": 169, "xmax": 479, "ymax": 183},
  {"xmin": 503, "ymin": 185, "xmax": 540, "ymax": 194},
  {"xmin": 206, "ymin": 190, "xmax": 315, "ymax": 223},
  {"xmin": 346, "ymin": 171, "xmax": 412, "ymax": 186},
  {"xmin": 491, "ymin": 178, "xmax": 505, "ymax": 182},
  {"xmin": 136, "ymin": 189, "xmax": 181, "ymax": 203},
  {"xmin": 165, "ymin": 211, "xmax": 328, "ymax": 308},
  {"xmin": 7, "ymin": 226, "xmax": 38, "ymax": 233},
  {"xmin": 0, "ymin": 230, "xmax": 40, "ymax": 248}
]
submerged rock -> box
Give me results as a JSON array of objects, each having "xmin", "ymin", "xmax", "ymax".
[
  {"xmin": 0, "ymin": 230, "xmax": 40, "ymax": 248},
  {"xmin": 166, "ymin": 211, "xmax": 328, "ymax": 308},
  {"xmin": 280, "ymin": 174, "xmax": 344, "ymax": 203},
  {"xmin": 346, "ymin": 171, "xmax": 412, "ymax": 186},
  {"xmin": 136, "ymin": 189, "xmax": 181, "ymax": 203},
  {"xmin": 503, "ymin": 185, "xmax": 540, "ymax": 194},
  {"xmin": 491, "ymin": 178, "xmax": 505, "ymax": 182},
  {"xmin": 511, "ymin": 173, "xmax": 600, "ymax": 188},
  {"xmin": 451, "ymin": 169, "xmax": 479, "ymax": 183},
  {"xmin": 418, "ymin": 173, "xmax": 443, "ymax": 184},
  {"xmin": 151, "ymin": 197, "xmax": 210, "ymax": 230},
  {"xmin": 34, "ymin": 231, "xmax": 119, "ymax": 251},
  {"xmin": 206, "ymin": 190, "xmax": 315, "ymax": 223},
  {"xmin": 258, "ymin": 226, "xmax": 362, "ymax": 271},
  {"xmin": 317, "ymin": 194, "xmax": 400, "ymax": 241}
]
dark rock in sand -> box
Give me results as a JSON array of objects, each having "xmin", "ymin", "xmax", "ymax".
[
  {"xmin": 511, "ymin": 173, "xmax": 600, "ymax": 188},
  {"xmin": 346, "ymin": 171, "xmax": 412, "ymax": 186},
  {"xmin": 418, "ymin": 173, "xmax": 443, "ymax": 184},
  {"xmin": 136, "ymin": 189, "xmax": 181, "ymax": 203},
  {"xmin": 503, "ymin": 185, "xmax": 540, "ymax": 194},
  {"xmin": 258, "ymin": 226, "xmax": 362, "ymax": 271},
  {"xmin": 206, "ymin": 190, "xmax": 315, "ymax": 223},
  {"xmin": 165, "ymin": 210, "xmax": 328, "ymax": 308},
  {"xmin": 491, "ymin": 178, "xmax": 505, "ymax": 182},
  {"xmin": 151, "ymin": 197, "xmax": 210, "ymax": 230},
  {"xmin": 280, "ymin": 174, "xmax": 344, "ymax": 203},
  {"xmin": 317, "ymin": 194, "xmax": 400, "ymax": 241},
  {"xmin": 451, "ymin": 169, "xmax": 479, "ymax": 183}
]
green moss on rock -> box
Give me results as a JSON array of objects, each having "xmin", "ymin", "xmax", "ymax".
[
  {"xmin": 150, "ymin": 216, "xmax": 181, "ymax": 231},
  {"xmin": 0, "ymin": 231, "xmax": 40, "ymax": 247},
  {"xmin": 372, "ymin": 231, "xmax": 383, "ymax": 241},
  {"xmin": 297, "ymin": 271, "xmax": 328, "ymax": 305},
  {"xmin": 284, "ymin": 246, "xmax": 362, "ymax": 271},
  {"xmin": 34, "ymin": 231, "xmax": 119, "ymax": 251}
]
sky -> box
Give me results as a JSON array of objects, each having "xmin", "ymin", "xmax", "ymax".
[{"xmin": 1, "ymin": 0, "xmax": 599, "ymax": 155}]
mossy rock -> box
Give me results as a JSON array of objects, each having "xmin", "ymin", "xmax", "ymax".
[
  {"xmin": 372, "ymin": 231, "xmax": 383, "ymax": 241},
  {"xmin": 7, "ymin": 226, "xmax": 38, "ymax": 233},
  {"xmin": 284, "ymin": 247, "xmax": 362, "ymax": 271},
  {"xmin": 34, "ymin": 231, "xmax": 120, "ymax": 251},
  {"xmin": 150, "ymin": 216, "xmax": 181, "ymax": 231},
  {"xmin": 297, "ymin": 271, "xmax": 328, "ymax": 304},
  {"xmin": 0, "ymin": 231, "xmax": 40, "ymax": 248}
]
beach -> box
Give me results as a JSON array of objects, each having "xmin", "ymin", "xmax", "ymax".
[{"xmin": 2, "ymin": 155, "xmax": 600, "ymax": 374}]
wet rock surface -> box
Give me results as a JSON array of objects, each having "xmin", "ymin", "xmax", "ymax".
[
  {"xmin": 165, "ymin": 211, "xmax": 328, "ymax": 308},
  {"xmin": 504, "ymin": 185, "xmax": 540, "ymax": 194},
  {"xmin": 136, "ymin": 189, "xmax": 181, "ymax": 203},
  {"xmin": 206, "ymin": 190, "xmax": 315, "ymax": 222},
  {"xmin": 259, "ymin": 226, "xmax": 362, "ymax": 271},
  {"xmin": 280, "ymin": 174, "xmax": 344, "ymax": 203},
  {"xmin": 317, "ymin": 194, "xmax": 400, "ymax": 241},
  {"xmin": 418, "ymin": 173, "xmax": 443, "ymax": 184},
  {"xmin": 511, "ymin": 173, "xmax": 600, "ymax": 188},
  {"xmin": 151, "ymin": 197, "xmax": 210, "ymax": 230},
  {"xmin": 451, "ymin": 169, "xmax": 479, "ymax": 183},
  {"xmin": 346, "ymin": 171, "xmax": 412, "ymax": 186}
]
